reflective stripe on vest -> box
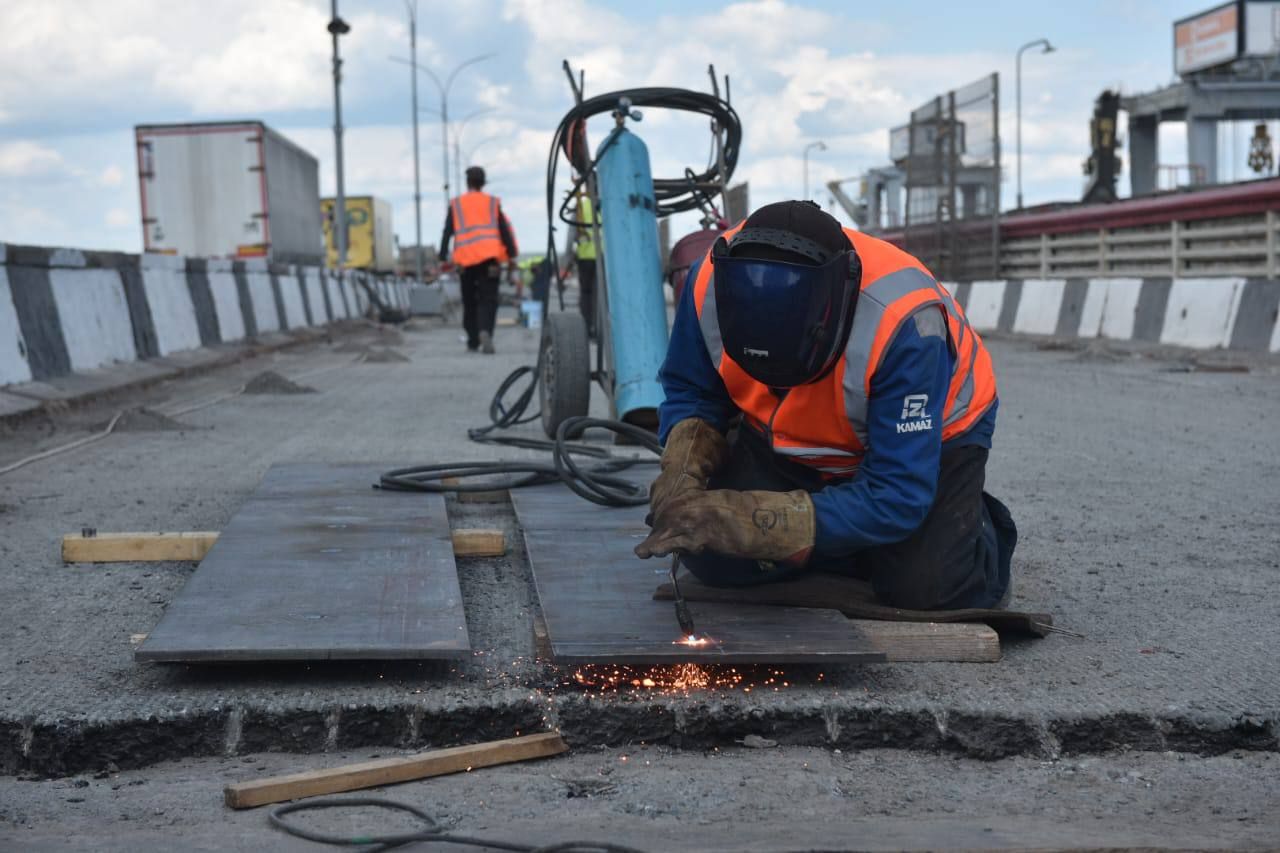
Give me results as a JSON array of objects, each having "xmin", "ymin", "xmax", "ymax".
[
  {"xmin": 691, "ymin": 226, "xmax": 997, "ymax": 477},
  {"xmin": 450, "ymin": 192, "xmax": 506, "ymax": 267}
]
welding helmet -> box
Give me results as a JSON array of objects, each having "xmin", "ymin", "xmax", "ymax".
[{"xmin": 712, "ymin": 201, "xmax": 861, "ymax": 388}]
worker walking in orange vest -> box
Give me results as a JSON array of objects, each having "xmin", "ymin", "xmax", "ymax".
[
  {"xmin": 440, "ymin": 166, "xmax": 519, "ymax": 354},
  {"xmin": 636, "ymin": 201, "xmax": 1016, "ymax": 611}
]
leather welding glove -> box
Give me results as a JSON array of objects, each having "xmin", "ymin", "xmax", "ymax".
[
  {"xmin": 646, "ymin": 418, "xmax": 729, "ymax": 525},
  {"xmin": 635, "ymin": 488, "xmax": 816, "ymax": 567}
]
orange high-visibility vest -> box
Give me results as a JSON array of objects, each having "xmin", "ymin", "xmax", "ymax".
[
  {"xmin": 450, "ymin": 191, "xmax": 509, "ymax": 267},
  {"xmin": 691, "ymin": 225, "xmax": 997, "ymax": 478}
]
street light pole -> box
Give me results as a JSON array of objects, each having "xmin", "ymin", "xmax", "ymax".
[
  {"xmin": 391, "ymin": 54, "xmax": 494, "ymax": 215},
  {"xmin": 402, "ymin": 0, "xmax": 422, "ymax": 283},
  {"xmin": 1016, "ymin": 38, "xmax": 1055, "ymax": 210},
  {"xmin": 451, "ymin": 107, "xmax": 495, "ymax": 193},
  {"xmin": 328, "ymin": 1, "xmax": 351, "ymax": 276},
  {"xmin": 803, "ymin": 140, "xmax": 826, "ymax": 200}
]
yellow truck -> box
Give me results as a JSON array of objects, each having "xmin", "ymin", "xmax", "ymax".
[{"xmin": 321, "ymin": 196, "xmax": 395, "ymax": 272}]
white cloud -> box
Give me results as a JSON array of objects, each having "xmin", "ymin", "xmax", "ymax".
[
  {"xmin": 105, "ymin": 207, "xmax": 132, "ymax": 228},
  {"xmin": 98, "ymin": 165, "xmax": 125, "ymax": 188},
  {"xmin": 0, "ymin": 141, "xmax": 65, "ymax": 177}
]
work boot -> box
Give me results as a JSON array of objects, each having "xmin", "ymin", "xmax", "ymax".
[{"xmin": 480, "ymin": 331, "xmax": 495, "ymax": 355}]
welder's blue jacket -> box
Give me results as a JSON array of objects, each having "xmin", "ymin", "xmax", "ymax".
[{"xmin": 659, "ymin": 259, "xmax": 999, "ymax": 558}]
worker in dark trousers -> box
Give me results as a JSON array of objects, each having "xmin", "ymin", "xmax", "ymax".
[
  {"xmin": 440, "ymin": 166, "xmax": 519, "ymax": 354},
  {"xmin": 570, "ymin": 190, "xmax": 599, "ymax": 337},
  {"xmin": 635, "ymin": 201, "xmax": 1017, "ymax": 611}
]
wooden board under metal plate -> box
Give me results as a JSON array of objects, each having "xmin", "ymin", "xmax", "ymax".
[
  {"xmin": 511, "ymin": 483, "xmax": 885, "ymax": 665},
  {"xmin": 137, "ymin": 463, "xmax": 471, "ymax": 663}
]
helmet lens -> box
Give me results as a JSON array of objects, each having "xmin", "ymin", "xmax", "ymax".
[{"xmin": 713, "ymin": 251, "xmax": 855, "ymax": 387}]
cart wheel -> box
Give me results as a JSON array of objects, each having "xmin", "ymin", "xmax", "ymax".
[{"xmin": 540, "ymin": 311, "xmax": 591, "ymax": 438}]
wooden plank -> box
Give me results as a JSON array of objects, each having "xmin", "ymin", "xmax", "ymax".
[
  {"xmin": 62, "ymin": 532, "xmax": 219, "ymax": 563},
  {"xmin": 224, "ymin": 732, "xmax": 567, "ymax": 809},
  {"xmin": 65, "ymin": 529, "xmax": 506, "ymax": 563},
  {"xmin": 442, "ymin": 476, "xmax": 509, "ymax": 504},
  {"xmin": 136, "ymin": 463, "xmax": 471, "ymax": 663},
  {"xmin": 531, "ymin": 612, "xmax": 552, "ymax": 660},
  {"xmin": 848, "ymin": 619, "xmax": 1000, "ymax": 663},
  {"xmin": 510, "ymin": 482, "xmax": 885, "ymax": 665},
  {"xmin": 451, "ymin": 528, "xmax": 505, "ymax": 557}
]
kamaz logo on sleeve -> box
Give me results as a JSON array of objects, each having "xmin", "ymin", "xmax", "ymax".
[
  {"xmin": 897, "ymin": 394, "xmax": 933, "ymax": 433},
  {"xmin": 743, "ymin": 347, "xmax": 770, "ymax": 358}
]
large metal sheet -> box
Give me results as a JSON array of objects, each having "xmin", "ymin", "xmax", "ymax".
[
  {"xmin": 138, "ymin": 463, "xmax": 470, "ymax": 663},
  {"xmin": 512, "ymin": 483, "xmax": 884, "ymax": 665}
]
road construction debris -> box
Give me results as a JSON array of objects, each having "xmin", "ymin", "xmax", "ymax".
[{"xmin": 242, "ymin": 370, "xmax": 316, "ymax": 394}]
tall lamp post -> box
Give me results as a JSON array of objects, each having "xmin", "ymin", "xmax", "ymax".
[
  {"xmin": 391, "ymin": 53, "xmax": 494, "ymax": 215},
  {"xmin": 328, "ymin": 2, "xmax": 351, "ymax": 276},
  {"xmin": 452, "ymin": 107, "xmax": 495, "ymax": 193},
  {"xmin": 400, "ymin": 0, "xmax": 422, "ymax": 283},
  {"xmin": 803, "ymin": 140, "xmax": 826, "ymax": 200},
  {"xmin": 1016, "ymin": 38, "xmax": 1055, "ymax": 210}
]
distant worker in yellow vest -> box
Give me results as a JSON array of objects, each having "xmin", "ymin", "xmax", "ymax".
[
  {"xmin": 570, "ymin": 190, "xmax": 599, "ymax": 338},
  {"xmin": 440, "ymin": 166, "xmax": 519, "ymax": 354}
]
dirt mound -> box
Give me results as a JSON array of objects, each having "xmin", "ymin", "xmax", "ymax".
[
  {"xmin": 363, "ymin": 348, "xmax": 411, "ymax": 363},
  {"xmin": 333, "ymin": 341, "xmax": 369, "ymax": 353},
  {"xmin": 100, "ymin": 407, "xmax": 189, "ymax": 432},
  {"xmin": 243, "ymin": 370, "xmax": 316, "ymax": 395}
]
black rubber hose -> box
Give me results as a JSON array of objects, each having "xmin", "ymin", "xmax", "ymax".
[
  {"xmin": 377, "ymin": 416, "xmax": 658, "ymax": 507},
  {"xmin": 269, "ymin": 796, "xmax": 647, "ymax": 852}
]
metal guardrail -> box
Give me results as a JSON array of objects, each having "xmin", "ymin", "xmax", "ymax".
[
  {"xmin": 1000, "ymin": 210, "xmax": 1279, "ymax": 278},
  {"xmin": 873, "ymin": 177, "xmax": 1280, "ymax": 281}
]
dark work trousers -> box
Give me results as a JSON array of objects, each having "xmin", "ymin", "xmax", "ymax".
[
  {"xmin": 680, "ymin": 427, "xmax": 1017, "ymax": 610},
  {"xmin": 576, "ymin": 258, "xmax": 597, "ymax": 337},
  {"xmin": 460, "ymin": 259, "xmax": 502, "ymax": 349}
]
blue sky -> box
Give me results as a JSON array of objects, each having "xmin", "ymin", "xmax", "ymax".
[{"xmin": 0, "ymin": 0, "xmax": 1248, "ymax": 257}]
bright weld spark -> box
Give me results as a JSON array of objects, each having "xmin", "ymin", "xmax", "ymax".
[{"xmin": 565, "ymin": 663, "xmax": 817, "ymax": 697}]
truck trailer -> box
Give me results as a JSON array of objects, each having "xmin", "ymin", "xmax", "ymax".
[
  {"xmin": 321, "ymin": 196, "xmax": 396, "ymax": 272},
  {"xmin": 135, "ymin": 121, "xmax": 323, "ymax": 264}
]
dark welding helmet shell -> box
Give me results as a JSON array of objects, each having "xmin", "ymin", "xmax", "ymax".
[{"xmin": 712, "ymin": 222, "xmax": 861, "ymax": 388}]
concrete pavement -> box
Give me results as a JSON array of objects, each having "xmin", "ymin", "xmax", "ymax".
[{"xmin": 1, "ymin": 311, "xmax": 1278, "ymax": 785}]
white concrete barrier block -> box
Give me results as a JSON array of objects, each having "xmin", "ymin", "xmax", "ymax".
[
  {"xmin": 1097, "ymin": 278, "xmax": 1143, "ymax": 340},
  {"xmin": 303, "ymin": 268, "xmax": 326, "ymax": 324},
  {"xmin": 49, "ymin": 268, "xmax": 137, "ymax": 371},
  {"xmin": 1012, "ymin": 279, "xmax": 1066, "ymax": 335},
  {"xmin": 49, "ymin": 248, "xmax": 87, "ymax": 268},
  {"xmin": 1079, "ymin": 279, "xmax": 1111, "ymax": 337},
  {"xmin": 140, "ymin": 253, "xmax": 185, "ymax": 272},
  {"xmin": 245, "ymin": 269, "xmax": 279, "ymax": 333},
  {"xmin": 0, "ymin": 266, "xmax": 33, "ymax": 386},
  {"xmin": 141, "ymin": 264, "xmax": 201, "ymax": 355},
  {"xmin": 323, "ymin": 270, "xmax": 347, "ymax": 319},
  {"xmin": 278, "ymin": 269, "xmax": 307, "ymax": 329},
  {"xmin": 1159, "ymin": 277, "xmax": 1245, "ymax": 349},
  {"xmin": 208, "ymin": 268, "xmax": 245, "ymax": 342},
  {"xmin": 963, "ymin": 280, "xmax": 1006, "ymax": 331}
]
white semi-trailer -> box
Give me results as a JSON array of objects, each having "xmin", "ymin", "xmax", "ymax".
[{"xmin": 135, "ymin": 121, "xmax": 323, "ymax": 264}]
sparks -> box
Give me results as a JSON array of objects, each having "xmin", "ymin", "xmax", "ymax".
[{"xmin": 675, "ymin": 634, "xmax": 711, "ymax": 647}]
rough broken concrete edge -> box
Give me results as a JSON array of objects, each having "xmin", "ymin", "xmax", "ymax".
[
  {"xmin": 0, "ymin": 321, "xmax": 365, "ymax": 428},
  {"xmin": 2, "ymin": 696, "xmax": 1275, "ymax": 779}
]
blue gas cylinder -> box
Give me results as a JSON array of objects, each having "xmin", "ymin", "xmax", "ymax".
[{"xmin": 595, "ymin": 127, "xmax": 669, "ymax": 425}]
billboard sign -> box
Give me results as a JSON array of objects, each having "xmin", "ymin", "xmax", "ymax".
[
  {"xmin": 1175, "ymin": 2, "xmax": 1240, "ymax": 74},
  {"xmin": 1244, "ymin": 1, "xmax": 1280, "ymax": 56}
]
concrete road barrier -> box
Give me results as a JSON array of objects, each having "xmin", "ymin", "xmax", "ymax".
[
  {"xmin": 0, "ymin": 242, "xmax": 414, "ymax": 389},
  {"xmin": 948, "ymin": 275, "xmax": 1279, "ymax": 353}
]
